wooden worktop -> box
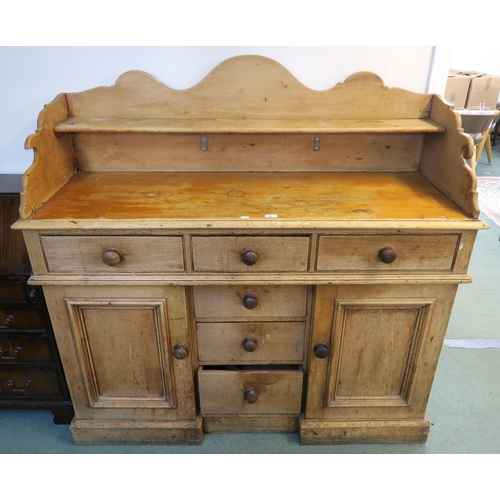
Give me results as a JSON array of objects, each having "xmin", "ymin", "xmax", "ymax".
[{"xmin": 17, "ymin": 171, "xmax": 485, "ymax": 230}]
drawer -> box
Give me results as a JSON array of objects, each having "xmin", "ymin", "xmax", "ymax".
[
  {"xmin": 0, "ymin": 282, "xmax": 39, "ymax": 303},
  {"xmin": 0, "ymin": 307, "xmax": 44, "ymax": 330},
  {"xmin": 41, "ymin": 235, "xmax": 184, "ymax": 273},
  {"xmin": 0, "ymin": 282, "xmax": 26, "ymax": 301},
  {"xmin": 191, "ymin": 236, "xmax": 310, "ymax": 272},
  {"xmin": 0, "ymin": 336, "xmax": 53, "ymax": 363},
  {"xmin": 0, "ymin": 368, "xmax": 62, "ymax": 398},
  {"xmin": 193, "ymin": 285, "xmax": 308, "ymax": 319},
  {"xmin": 198, "ymin": 366, "xmax": 303, "ymax": 415},
  {"xmin": 316, "ymin": 234, "xmax": 459, "ymax": 272},
  {"xmin": 197, "ymin": 322, "xmax": 305, "ymax": 363}
]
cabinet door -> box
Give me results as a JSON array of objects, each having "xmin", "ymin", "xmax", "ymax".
[
  {"xmin": 306, "ymin": 284, "xmax": 457, "ymax": 421},
  {"xmin": 44, "ymin": 286, "xmax": 196, "ymax": 421}
]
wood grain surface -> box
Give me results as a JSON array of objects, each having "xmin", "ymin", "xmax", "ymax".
[{"xmin": 28, "ymin": 171, "xmax": 470, "ymax": 222}]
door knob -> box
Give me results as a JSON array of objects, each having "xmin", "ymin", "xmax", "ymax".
[
  {"xmin": 313, "ymin": 342, "xmax": 330, "ymax": 359},
  {"xmin": 173, "ymin": 344, "xmax": 189, "ymax": 360}
]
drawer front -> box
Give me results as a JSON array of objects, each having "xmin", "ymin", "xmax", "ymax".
[
  {"xmin": 0, "ymin": 283, "xmax": 26, "ymax": 301},
  {"xmin": 316, "ymin": 234, "xmax": 459, "ymax": 272},
  {"xmin": 0, "ymin": 368, "xmax": 62, "ymax": 398},
  {"xmin": 193, "ymin": 285, "xmax": 308, "ymax": 319},
  {"xmin": 191, "ymin": 236, "xmax": 310, "ymax": 272},
  {"xmin": 41, "ymin": 236, "xmax": 184, "ymax": 273},
  {"xmin": 198, "ymin": 367, "xmax": 303, "ymax": 415},
  {"xmin": 0, "ymin": 336, "xmax": 53, "ymax": 363},
  {"xmin": 0, "ymin": 307, "xmax": 44, "ymax": 330},
  {"xmin": 197, "ymin": 322, "xmax": 305, "ymax": 363},
  {"xmin": 0, "ymin": 282, "xmax": 39, "ymax": 303}
]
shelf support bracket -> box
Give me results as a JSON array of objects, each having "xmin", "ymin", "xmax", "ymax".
[
  {"xmin": 200, "ymin": 133, "xmax": 208, "ymax": 151},
  {"xmin": 313, "ymin": 133, "xmax": 321, "ymax": 151}
]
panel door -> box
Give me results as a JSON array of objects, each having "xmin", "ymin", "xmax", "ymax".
[
  {"xmin": 44, "ymin": 285, "xmax": 196, "ymax": 421},
  {"xmin": 306, "ymin": 284, "xmax": 457, "ymax": 421}
]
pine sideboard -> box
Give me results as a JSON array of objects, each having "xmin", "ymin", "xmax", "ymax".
[{"xmin": 12, "ymin": 56, "xmax": 487, "ymax": 445}]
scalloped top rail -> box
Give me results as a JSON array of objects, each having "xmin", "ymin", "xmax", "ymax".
[
  {"xmin": 53, "ymin": 117, "xmax": 445, "ymax": 134},
  {"xmin": 63, "ymin": 56, "xmax": 435, "ymax": 121}
]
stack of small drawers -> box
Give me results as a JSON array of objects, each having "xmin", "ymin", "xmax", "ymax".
[
  {"xmin": 0, "ymin": 182, "xmax": 73, "ymax": 423},
  {"xmin": 191, "ymin": 235, "xmax": 310, "ymax": 417},
  {"xmin": 0, "ymin": 278, "xmax": 62, "ymax": 399}
]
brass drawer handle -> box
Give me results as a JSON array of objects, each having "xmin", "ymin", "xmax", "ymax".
[
  {"xmin": 242, "ymin": 337, "xmax": 258, "ymax": 352},
  {"xmin": 173, "ymin": 343, "xmax": 189, "ymax": 360},
  {"xmin": 102, "ymin": 247, "xmax": 124, "ymax": 266},
  {"xmin": 313, "ymin": 342, "xmax": 330, "ymax": 359},
  {"xmin": 241, "ymin": 248, "xmax": 259, "ymax": 266},
  {"xmin": 378, "ymin": 246, "xmax": 397, "ymax": 264},
  {"xmin": 0, "ymin": 315, "xmax": 14, "ymax": 329},
  {"xmin": 0, "ymin": 346, "xmax": 22, "ymax": 360},
  {"xmin": 7, "ymin": 379, "xmax": 32, "ymax": 392},
  {"xmin": 244, "ymin": 389, "xmax": 257, "ymax": 404},
  {"xmin": 243, "ymin": 293, "xmax": 258, "ymax": 310}
]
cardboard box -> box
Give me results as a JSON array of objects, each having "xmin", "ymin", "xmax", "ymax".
[
  {"xmin": 445, "ymin": 70, "xmax": 500, "ymax": 110},
  {"xmin": 463, "ymin": 72, "xmax": 500, "ymax": 110},
  {"xmin": 444, "ymin": 71, "xmax": 471, "ymax": 109}
]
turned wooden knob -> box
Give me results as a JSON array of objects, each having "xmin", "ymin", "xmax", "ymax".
[
  {"xmin": 173, "ymin": 344, "xmax": 188, "ymax": 360},
  {"xmin": 244, "ymin": 389, "xmax": 258, "ymax": 404},
  {"xmin": 314, "ymin": 342, "xmax": 330, "ymax": 359},
  {"xmin": 241, "ymin": 249, "xmax": 259, "ymax": 266},
  {"xmin": 378, "ymin": 246, "xmax": 397, "ymax": 264},
  {"xmin": 243, "ymin": 293, "xmax": 258, "ymax": 309},
  {"xmin": 242, "ymin": 337, "xmax": 258, "ymax": 352},
  {"xmin": 102, "ymin": 247, "xmax": 124, "ymax": 266}
]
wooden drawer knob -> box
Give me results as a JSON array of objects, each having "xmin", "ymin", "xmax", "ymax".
[
  {"xmin": 378, "ymin": 246, "xmax": 397, "ymax": 264},
  {"xmin": 313, "ymin": 342, "xmax": 330, "ymax": 359},
  {"xmin": 102, "ymin": 247, "xmax": 124, "ymax": 266},
  {"xmin": 242, "ymin": 337, "xmax": 258, "ymax": 352},
  {"xmin": 173, "ymin": 343, "xmax": 189, "ymax": 360},
  {"xmin": 244, "ymin": 389, "xmax": 258, "ymax": 404},
  {"xmin": 241, "ymin": 248, "xmax": 259, "ymax": 266},
  {"xmin": 243, "ymin": 293, "xmax": 258, "ymax": 309}
]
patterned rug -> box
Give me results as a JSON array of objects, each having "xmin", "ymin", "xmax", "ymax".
[{"xmin": 477, "ymin": 177, "xmax": 500, "ymax": 227}]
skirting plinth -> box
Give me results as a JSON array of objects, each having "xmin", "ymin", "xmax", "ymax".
[
  {"xmin": 299, "ymin": 417, "xmax": 430, "ymax": 445},
  {"xmin": 70, "ymin": 416, "xmax": 204, "ymax": 445}
]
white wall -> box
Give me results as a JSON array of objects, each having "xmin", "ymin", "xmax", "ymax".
[
  {"xmin": 451, "ymin": 46, "xmax": 500, "ymax": 75},
  {"xmin": 0, "ymin": 46, "xmax": 452, "ymax": 175}
]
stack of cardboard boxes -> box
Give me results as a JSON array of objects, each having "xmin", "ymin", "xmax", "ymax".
[{"xmin": 444, "ymin": 70, "xmax": 500, "ymax": 110}]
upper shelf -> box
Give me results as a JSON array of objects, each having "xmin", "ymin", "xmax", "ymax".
[{"xmin": 53, "ymin": 117, "xmax": 445, "ymax": 134}]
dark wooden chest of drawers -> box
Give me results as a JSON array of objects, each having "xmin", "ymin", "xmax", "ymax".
[{"xmin": 0, "ymin": 176, "xmax": 73, "ymax": 423}]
